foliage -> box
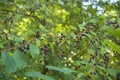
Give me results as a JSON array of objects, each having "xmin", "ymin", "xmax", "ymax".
[{"xmin": 0, "ymin": 0, "xmax": 120, "ymax": 80}]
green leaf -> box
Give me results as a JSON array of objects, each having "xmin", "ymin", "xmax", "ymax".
[
  {"xmin": 13, "ymin": 36, "xmax": 23, "ymax": 43},
  {"xmin": 108, "ymin": 68, "xmax": 116, "ymax": 77},
  {"xmin": 41, "ymin": 34, "xmax": 46, "ymax": 39},
  {"xmin": 39, "ymin": 26, "xmax": 48, "ymax": 32},
  {"xmin": 90, "ymin": 30, "xmax": 96, "ymax": 36},
  {"xmin": 96, "ymin": 66, "xmax": 105, "ymax": 70},
  {"xmin": 70, "ymin": 32, "xmax": 76, "ymax": 39},
  {"xmin": 89, "ymin": 19, "xmax": 99, "ymax": 23},
  {"xmin": 0, "ymin": 0, "xmax": 8, "ymax": 6},
  {"xmin": 79, "ymin": 60, "xmax": 88, "ymax": 65},
  {"xmin": 104, "ymin": 39, "xmax": 120, "ymax": 54},
  {"xmin": 25, "ymin": 71, "xmax": 55, "ymax": 80},
  {"xmin": 106, "ymin": 28, "xmax": 120, "ymax": 39},
  {"xmin": 1, "ymin": 52, "xmax": 17, "ymax": 73},
  {"xmin": 13, "ymin": 50, "xmax": 28, "ymax": 70},
  {"xmin": 8, "ymin": 34, "xmax": 23, "ymax": 43},
  {"xmin": 77, "ymin": 73, "xmax": 84, "ymax": 78},
  {"xmin": 36, "ymin": 39, "xmax": 40, "ymax": 47},
  {"xmin": 0, "ymin": 44, "xmax": 4, "ymax": 49},
  {"xmin": 46, "ymin": 65, "xmax": 76, "ymax": 74},
  {"xmin": 29, "ymin": 44, "xmax": 40, "ymax": 58},
  {"xmin": 77, "ymin": 24, "xmax": 85, "ymax": 31},
  {"xmin": 107, "ymin": 77, "xmax": 112, "ymax": 80},
  {"xmin": 0, "ymin": 72, "xmax": 5, "ymax": 79}
]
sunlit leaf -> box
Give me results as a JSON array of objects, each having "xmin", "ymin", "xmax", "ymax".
[
  {"xmin": 106, "ymin": 28, "xmax": 120, "ymax": 39},
  {"xmin": 104, "ymin": 39, "xmax": 120, "ymax": 54},
  {"xmin": 36, "ymin": 39, "xmax": 40, "ymax": 47}
]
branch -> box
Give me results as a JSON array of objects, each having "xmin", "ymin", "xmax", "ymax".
[{"xmin": 4, "ymin": 37, "xmax": 35, "ymax": 52}]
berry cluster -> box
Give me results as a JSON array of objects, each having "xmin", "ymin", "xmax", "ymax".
[
  {"xmin": 41, "ymin": 44, "xmax": 50, "ymax": 54},
  {"xmin": 57, "ymin": 50, "xmax": 65, "ymax": 59},
  {"xmin": 90, "ymin": 70, "xmax": 97, "ymax": 75},
  {"xmin": 75, "ymin": 27, "xmax": 89, "ymax": 43},
  {"xmin": 103, "ymin": 53, "xmax": 109, "ymax": 68},
  {"xmin": 36, "ymin": 31, "xmax": 40, "ymax": 38},
  {"xmin": 19, "ymin": 44, "xmax": 30, "ymax": 53},
  {"xmin": 117, "ymin": 40, "xmax": 120, "ymax": 45},
  {"xmin": 107, "ymin": 20, "xmax": 119, "ymax": 29},
  {"xmin": 117, "ymin": 73, "xmax": 120, "ymax": 80},
  {"xmin": 55, "ymin": 34, "xmax": 66, "ymax": 45},
  {"xmin": 75, "ymin": 32, "xmax": 82, "ymax": 42},
  {"xmin": 89, "ymin": 53, "xmax": 97, "ymax": 63},
  {"xmin": 113, "ymin": 39, "xmax": 120, "ymax": 46}
]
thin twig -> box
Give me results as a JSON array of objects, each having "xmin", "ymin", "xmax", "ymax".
[{"xmin": 4, "ymin": 37, "xmax": 35, "ymax": 52}]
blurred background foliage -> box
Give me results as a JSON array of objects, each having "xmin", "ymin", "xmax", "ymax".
[{"xmin": 0, "ymin": 0, "xmax": 120, "ymax": 80}]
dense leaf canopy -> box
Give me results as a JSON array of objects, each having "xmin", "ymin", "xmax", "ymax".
[{"xmin": 0, "ymin": 0, "xmax": 120, "ymax": 80}]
